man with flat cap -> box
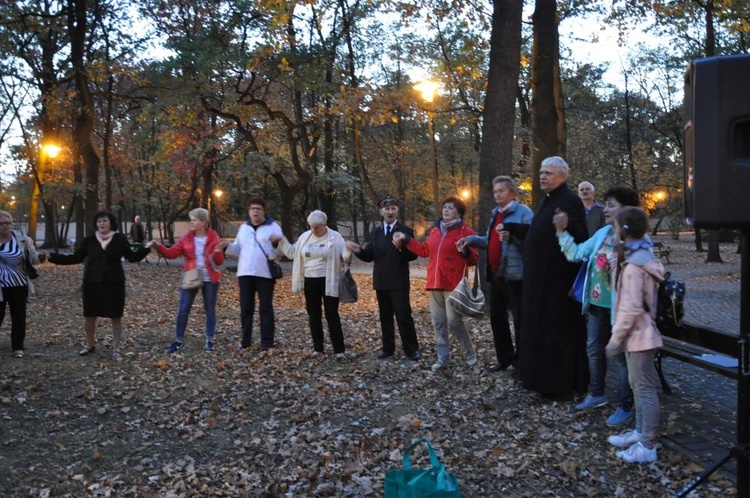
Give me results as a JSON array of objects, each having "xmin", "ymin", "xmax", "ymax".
[{"xmin": 346, "ymin": 196, "xmax": 421, "ymax": 361}]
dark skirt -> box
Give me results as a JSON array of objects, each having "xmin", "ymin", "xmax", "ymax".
[{"xmin": 82, "ymin": 282, "xmax": 125, "ymax": 318}]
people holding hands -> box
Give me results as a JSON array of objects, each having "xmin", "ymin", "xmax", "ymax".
[
  {"xmin": 393, "ymin": 196, "xmax": 478, "ymax": 371},
  {"xmin": 146, "ymin": 208, "xmax": 224, "ymax": 354},
  {"xmin": 44, "ymin": 211, "xmax": 150, "ymax": 358}
]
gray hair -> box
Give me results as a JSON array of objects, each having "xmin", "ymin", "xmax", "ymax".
[
  {"xmin": 0, "ymin": 210, "xmax": 11, "ymax": 223},
  {"xmin": 578, "ymin": 181, "xmax": 594, "ymax": 191},
  {"xmin": 189, "ymin": 208, "xmax": 210, "ymax": 223},
  {"xmin": 307, "ymin": 210, "xmax": 328, "ymax": 226},
  {"xmin": 492, "ymin": 175, "xmax": 518, "ymax": 195},
  {"xmin": 542, "ymin": 156, "xmax": 569, "ymax": 179}
]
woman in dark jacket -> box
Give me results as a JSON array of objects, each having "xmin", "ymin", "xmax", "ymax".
[{"xmin": 45, "ymin": 211, "xmax": 149, "ymax": 358}]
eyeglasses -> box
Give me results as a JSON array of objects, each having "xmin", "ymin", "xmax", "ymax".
[{"xmin": 0, "ymin": 222, "xmax": 11, "ymax": 226}]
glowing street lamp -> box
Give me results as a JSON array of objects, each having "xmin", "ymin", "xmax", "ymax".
[
  {"xmin": 414, "ymin": 80, "xmax": 441, "ymax": 219},
  {"xmin": 29, "ymin": 142, "xmax": 61, "ymax": 243}
]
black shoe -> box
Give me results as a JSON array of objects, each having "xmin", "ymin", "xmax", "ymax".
[
  {"xmin": 405, "ymin": 351, "xmax": 421, "ymax": 361},
  {"xmin": 488, "ymin": 361, "xmax": 512, "ymax": 372},
  {"xmin": 377, "ymin": 351, "xmax": 394, "ymax": 360}
]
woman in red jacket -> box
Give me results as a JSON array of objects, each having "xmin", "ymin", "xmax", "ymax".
[
  {"xmin": 147, "ymin": 208, "xmax": 225, "ymax": 353},
  {"xmin": 393, "ymin": 196, "xmax": 479, "ymax": 371}
]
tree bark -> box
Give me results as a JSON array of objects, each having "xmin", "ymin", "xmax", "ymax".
[
  {"xmin": 530, "ymin": 0, "xmax": 561, "ymax": 208},
  {"xmin": 69, "ymin": 0, "xmax": 100, "ymax": 237},
  {"xmin": 478, "ymin": 0, "xmax": 524, "ymax": 233}
]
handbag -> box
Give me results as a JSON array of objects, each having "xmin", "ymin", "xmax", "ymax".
[
  {"xmin": 384, "ymin": 439, "xmax": 461, "ymax": 498},
  {"xmin": 569, "ymin": 259, "xmax": 587, "ymax": 303},
  {"xmin": 253, "ymin": 230, "xmax": 282, "ymax": 279},
  {"xmin": 267, "ymin": 260, "xmax": 283, "ymax": 280},
  {"xmin": 448, "ymin": 267, "xmax": 485, "ymax": 319},
  {"xmin": 181, "ymin": 268, "xmax": 204, "ymax": 290},
  {"xmin": 338, "ymin": 264, "xmax": 358, "ymax": 303}
]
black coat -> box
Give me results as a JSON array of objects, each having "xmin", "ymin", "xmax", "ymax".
[
  {"xmin": 354, "ymin": 222, "xmax": 417, "ymax": 291},
  {"xmin": 49, "ymin": 233, "xmax": 149, "ymax": 284},
  {"xmin": 519, "ymin": 183, "xmax": 589, "ymax": 395}
]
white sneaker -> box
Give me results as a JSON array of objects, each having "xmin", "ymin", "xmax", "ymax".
[
  {"xmin": 13, "ymin": 350, "xmax": 23, "ymax": 358},
  {"xmin": 431, "ymin": 361, "xmax": 445, "ymax": 371},
  {"xmin": 618, "ymin": 441, "xmax": 657, "ymax": 463},
  {"xmin": 466, "ymin": 357, "xmax": 478, "ymax": 367},
  {"xmin": 608, "ymin": 429, "xmax": 641, "ymax": 448}
]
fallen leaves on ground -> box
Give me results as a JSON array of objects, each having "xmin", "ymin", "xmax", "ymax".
[{"xmin": 0, "ymin": 259, "xmax": 735, "ymax": 497}]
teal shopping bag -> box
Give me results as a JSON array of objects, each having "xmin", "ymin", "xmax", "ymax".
[{"xmin": 384, "ymin": 439, "xmax": 461, "ymax": 498}]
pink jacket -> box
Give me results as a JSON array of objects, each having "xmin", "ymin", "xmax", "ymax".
[
  {"xmin": 155, "ymin": 229, "xmax": 225, "ymax": 284},
  {"xmin": 609, "ymin": 256, "xmax": 665, "ymax": 352},
  {"xmin": 405, "ymin": 221, "xmax": 478, "ymax": 291}
]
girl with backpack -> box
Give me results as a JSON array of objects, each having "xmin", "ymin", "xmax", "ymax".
[{"xmin": 605, "ymin": 207, "xmax": 665, "ymax": 463}]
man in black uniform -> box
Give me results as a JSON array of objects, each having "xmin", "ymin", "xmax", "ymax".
[{"xmin": 346, "ymin": 196, "xmax": 421, "ymax": 361}]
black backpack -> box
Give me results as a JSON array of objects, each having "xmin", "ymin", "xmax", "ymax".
[{"xmin": 650, "ymin": 271, "xmax": 685, "ymax": 330}]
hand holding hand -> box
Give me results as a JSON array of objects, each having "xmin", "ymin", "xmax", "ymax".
[
  {"xmin": 456, "ymin": 237, "xmax": 468, "ymax": 252},
  {"xmin": 345, "ymin": 241, "xmax": 360, "ymax": 253},
  {"xmin": 392, "ymin": 231, "xmax": 405, "ymax": 249},
  {"xmin": 268, "ymin": 234, "xmax": 283, "ymax": 246},
  {"xmin": 144, "ymin": 240, "xmax": 157, "ymax": 249},
  {"xmin": 552, "ymin": 209, "xmax": 568, "ymax": 233}
]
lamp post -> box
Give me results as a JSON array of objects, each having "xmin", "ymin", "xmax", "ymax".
[
  {"xmin": 29, "ymin": 143, "xmax": 61, "ymax": 243},
  {"xmin": 414, "ymin": 80, "xmax": 441, "ymax": 220},
  {"xmin": 208, "ymin": 189, "xmax": 223, "ymax": 233}
]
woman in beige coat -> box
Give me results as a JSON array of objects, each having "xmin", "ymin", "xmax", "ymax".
[{"xmin": 605, "ymin": 207, "xmax": 664, "ymax": 464}]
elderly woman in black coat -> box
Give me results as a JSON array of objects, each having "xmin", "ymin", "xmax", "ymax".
[{"xmin": 44, "ymin": 211, "xmax": 149, "ymax": 358}]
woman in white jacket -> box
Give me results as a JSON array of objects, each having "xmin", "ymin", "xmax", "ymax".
[
  {"xmin": 218, "ymin": 197, "xmax": 283, "ymax": 352},
  {"xmin": 272, "ymin": 210, "xmax": 348, "ymax": 360}
]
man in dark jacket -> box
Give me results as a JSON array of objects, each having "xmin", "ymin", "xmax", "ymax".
[
  {"xmin": 129, "ymin": 215, "xmax": 145, "ymax": 244},
  {"xmin": 519, "ymin": 156, "xmax": 589, "ymax": 396},
  {"xmin": 458, "ymin": 176, "xmax": 533, "ymax": 372},
  {"xmin": 346, "ymin": 196, "xmax": 421, "ymax": 361}
]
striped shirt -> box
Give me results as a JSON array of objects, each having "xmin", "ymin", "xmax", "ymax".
[{"xmin": 0, "ymin": 235, "xmax": 27, "ymax": 287}]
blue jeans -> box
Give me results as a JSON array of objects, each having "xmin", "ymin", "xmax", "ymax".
[
  {"xmin": 588, "ymin": 305, "xmax": 633, "ymax": 410},
  {"xmin": 175, "ymin": 282, "xmax": 219, "ymax": 342}
]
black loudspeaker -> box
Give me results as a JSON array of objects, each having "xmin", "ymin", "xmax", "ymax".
[{"xmin": 684, "ymin": 54, "xmax": 750, "ymax": 228}]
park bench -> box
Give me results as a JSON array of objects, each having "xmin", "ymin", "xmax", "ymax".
[
  {"xmin": 656, "ymin": 329, "xmax": 738, "ymax": 394},
  {"xmin": 155, "ymin": 244, "xmax": 173, "ymax": 266},
  {"xmin": 653, "ymin": 241, "xmax": 671, "ymax": 263}
]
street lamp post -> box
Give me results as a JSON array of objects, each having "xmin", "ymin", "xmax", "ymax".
[
  {"xmin": 208, "ymin": 189, "xmax": 223, "ymax": 233},
  {"xmin": 29, "ymin": 143, "xmax": 61, "ymax": 243},
  {"xmin": 415, "ymin": 80, "xmax": 442, "ymax": 220}
]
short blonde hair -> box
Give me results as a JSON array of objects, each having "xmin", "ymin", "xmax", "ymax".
[
  {"xmin": 189, "ymin": 208, "xmax": 210, "ymax": 223},
  {"xmin": 307, "ymin": 210, "xmax": 327, "ymax": 226}
]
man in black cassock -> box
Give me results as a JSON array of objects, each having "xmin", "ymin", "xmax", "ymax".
[{"xmin": 519, "ymin": 156, "xmax": 589, "ymax": 396}]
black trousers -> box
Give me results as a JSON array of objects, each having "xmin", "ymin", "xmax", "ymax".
[
  {"xmin": 376, "ymin": 288, "xmax": 419, "ymax": 356},
  {"xmin": 239, "ymin": 276, "xmax": 276, "ymax": 349},
  {"xmin": 303, "ymin": 277, "xmax": 345, "ymax": 354},
  {"xmin": 0, "ymin": 285, "xmax": 28, "ymax": 351},
  {"xmin": 489, "ymin": 276, "xmax": 522, "ymax": 364}
]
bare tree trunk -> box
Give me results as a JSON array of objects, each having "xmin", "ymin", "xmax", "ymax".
[
  {"xmin": 530, "ymin": 0, "xmax": 561, "ymax": 208},
  {"xmin": 69, "ymin": 0, "xmax": 100, "ymax": 236},
  {"xmin": 478, "ymin": 0, "xmax": 524, "ymax": 234}
]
